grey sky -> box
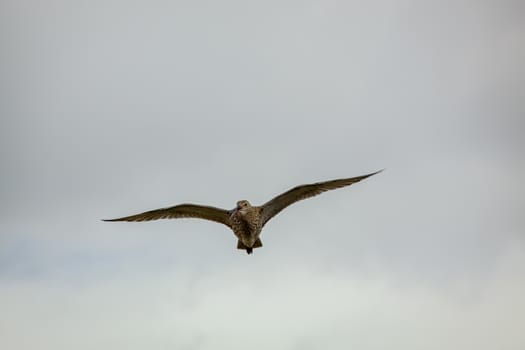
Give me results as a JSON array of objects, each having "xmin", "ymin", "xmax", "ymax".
[{"xmin": 1, "ymin": 0, "xmax": 524, "ymax": 349}]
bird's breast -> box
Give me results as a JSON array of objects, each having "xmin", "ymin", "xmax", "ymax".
[{"xmin": 230, "ymin": 208, "xmax": 262, "ymax": 237}]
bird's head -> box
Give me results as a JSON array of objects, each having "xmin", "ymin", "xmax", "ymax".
[{"xmin": 236, "ymin": 200, "xmax": 251, "ymax": 210}]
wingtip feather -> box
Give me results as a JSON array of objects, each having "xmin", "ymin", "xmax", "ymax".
[{"xmin": 367, "ymin": 169, "xmax": 384, "ymax": 177}]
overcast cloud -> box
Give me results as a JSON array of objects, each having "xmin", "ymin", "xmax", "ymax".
[{"xmin": 1, "ymin": 0, "xmax": 524, "ymax": 349}]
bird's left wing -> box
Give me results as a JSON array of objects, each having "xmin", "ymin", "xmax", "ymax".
[
  {"xmin": 103, "ymin": 203, "xmax": 232, "ymax": 228},
  {"xmin": 260, "ymin": 170, "xmax": 382, "ymax": 226}
]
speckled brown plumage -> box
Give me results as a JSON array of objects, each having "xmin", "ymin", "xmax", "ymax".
[{"xmin": 103, "ymin": 170, "xmax": 382, "ymax": 254}]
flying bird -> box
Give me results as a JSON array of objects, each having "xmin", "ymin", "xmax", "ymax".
[{"xmin": 103, "ymin": 170, "xmax": 382, "ymax": 254}]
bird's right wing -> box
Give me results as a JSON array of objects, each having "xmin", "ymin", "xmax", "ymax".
[
  {"xmin": 103, "ymin": 203, "xmax": 232, "ymax": 227},
  {"xmin": 260, "ymin": 170, "xmax": 382, "ymax": 226}
]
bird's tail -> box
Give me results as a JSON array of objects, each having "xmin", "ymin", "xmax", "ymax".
[{"xmin": 237, "ymin": 239, "xmax": 263, "ymax": 254}]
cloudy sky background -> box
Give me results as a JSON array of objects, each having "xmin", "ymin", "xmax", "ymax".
[{"xmin": 1, "ymin": 0, "xmax": 524, "ymax": 349}]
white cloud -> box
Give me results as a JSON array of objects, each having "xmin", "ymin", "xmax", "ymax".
[{"xmin": 2, "ymin": 248, "xmax": 524, "ymax": 350}]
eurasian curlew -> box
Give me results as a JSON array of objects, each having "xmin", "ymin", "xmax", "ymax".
[{"xmin": 103, "ymin": 170, "xmax": 382, "ymax": 254}]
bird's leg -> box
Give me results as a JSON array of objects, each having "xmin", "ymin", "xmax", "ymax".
[{"xmin": 246, "ymin": 248, "xmax": 253, "ymax": 254}]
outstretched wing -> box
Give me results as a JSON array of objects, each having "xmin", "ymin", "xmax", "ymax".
[
  {"xmin": 103, "ymin": 203, "xmax": 232, "ymax": 227},
  {"xmin": 260, "ymin": 170, "xmax": 382, "ymax": 226}
]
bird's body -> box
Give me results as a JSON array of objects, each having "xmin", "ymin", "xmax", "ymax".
[
  {"xmin": 230, "ymin": 202, "xmax": 263, "ymax": 253},
  {"xmin": 104, "ymin": 170, "xmax": 382, "ymax": 254}
]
